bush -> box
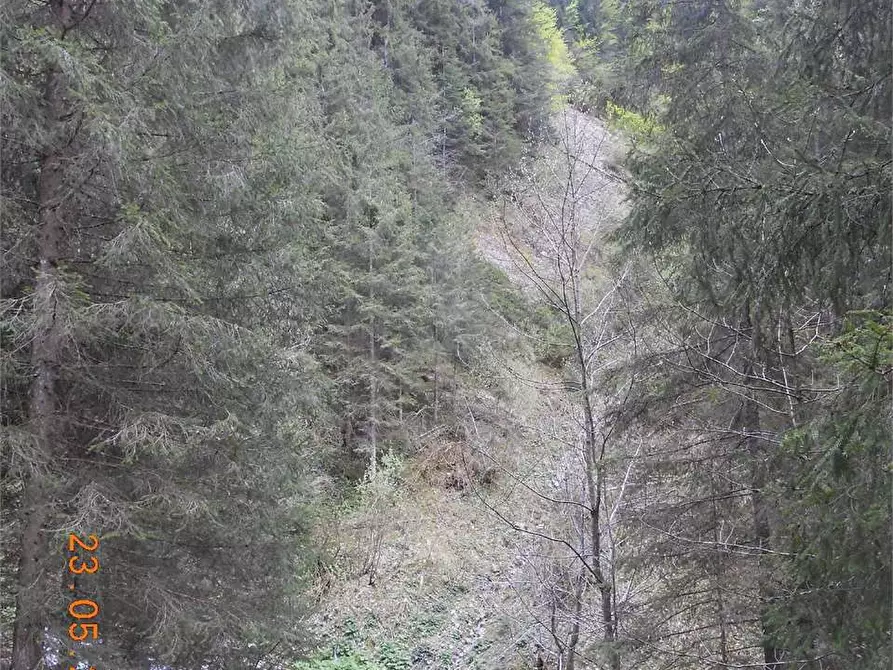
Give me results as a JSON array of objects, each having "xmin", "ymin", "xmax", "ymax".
[
  {"xmin": 533, "ymin": 318, "xmax": 576, "ymax": 369},
  {"xmin": 293, "ymin": 652, "xmax": 382, "ymax": 670}
]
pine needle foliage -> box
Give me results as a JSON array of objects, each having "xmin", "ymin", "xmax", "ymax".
[
  {"xmin": 1, "ymin": 0, "xmax": 556, "ymax": 666},
  {"xmin": 560, "ymin": 0, "xmax": 891, "ymax": 667}
]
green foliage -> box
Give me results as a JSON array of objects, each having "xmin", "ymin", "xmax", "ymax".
[
  {"xmin": 374, "ymin": 0, "xmax": 553, "ymax": 179},
  {"xmin": 531, "ymin": 2, "xmax": 575, "ymax": 96},
  {"xmin": 376, "ymin": 642, "xmax": 411, "ymax": 670},
  {"xmin": 533, "ymin": 314, "xmax": 576, "ymax": 369},
  {"xmin": 824, "ymin": 311, "xmax": 893, "ymax": 374},
  {"xmin": 293, "ymin": 652, "xmax": 384, "ymax": 670},
  {"xmin": 1, "ymin": 0, "xmax": 545, "ymax": 666},
  {"xmin": 772, "ymin": 312, "xmax": 892, "ymax": 666},
  {"xmin": 2, "ymin": 0, "xmax": 331, "ymax": 664},
  {"xmin": 460, "ymin": 87, "xmax": 485, "ymax": 138},
  {"xmin": 604, "ymin": 100, "xmax": 661, "ymax": 140},
  {"xmin": 293, "ymin": 631, "xmax": 411, "ymax": 670},
  {"xmin": 579, "ymin": 0, "xmax": 891, "ymax": 666},
  {"xmin": 292, "ymin": 644, "xmax": 411, "ymax": 670}
]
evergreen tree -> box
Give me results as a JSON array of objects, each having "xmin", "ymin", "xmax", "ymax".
[
  {"xmin": 1, "ymin": 0, "xmax": 563, "ymax": 666},
  {"xmin": 1, "ymin": 1, "xmax": 325, "ymax": 666},
  {"xmin": 600, "ymin": 0, "xmax": 891, "ymax": 667}
]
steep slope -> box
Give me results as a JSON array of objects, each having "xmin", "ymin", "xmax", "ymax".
[{"xmin": 304, "ymin": 109, "xmax": 630, "ymax": 670}]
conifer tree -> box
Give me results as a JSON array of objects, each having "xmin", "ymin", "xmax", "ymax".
[
  {"xmin": 1, "ymin": 1, "xmax": 325, "ymax": 666},
  {"xmin": 2, "ymin": 0, "xmax": 560, "ymax": 666},
  {"xmin": 594, "ymin": 0, "xmax": 891, "ymax": 667}
]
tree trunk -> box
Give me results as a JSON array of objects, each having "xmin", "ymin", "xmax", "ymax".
[
  {"xmin": 12, "ymin": 39, "xmax": 71, "ymax": 667},
  {"xmin": 741, "ymin": 388, "xmax": 781, "ymax": 668},
  {"xmin": 711, "ymin": 465, "xmax": 729, "ymax": 668},
  {"xmin": 576, "ymin": 336, "xmax": 618, "ymax": 670},
  {"xmin": 368, "ymin": 271, "xmax": 377, "ymax": 478},
  {"xmin": 569, "ymin": 232, "xmax": 617, "ymax": 666},
  {"xmin": 11, "ymin": 480, "xmax": 50, "ymax": 670},
  {"xmin": 741, "ymin": 304, "xmax": 782, "ymax": 669},
  {"xmin": 564, "ymin": 571, "xmax": 585, "ymax": 670}
]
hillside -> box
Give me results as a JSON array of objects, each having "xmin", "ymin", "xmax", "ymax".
[
  {"xmin": 304, "ymin": 109, "xmax": 633, "ymax": 670},
  {"xmin": 2, "ymin": 1, "xmax": 889, "ymax": 670}
]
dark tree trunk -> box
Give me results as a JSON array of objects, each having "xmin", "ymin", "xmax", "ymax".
[
  {"xmin": 740, "ymin": 305, "xmax": 782, "ymax": 669},
  {"xmin": 741, "ymin": 389, "xmax": 782, "ymax": 668},
  {"xmin": 12, "ymin": 5, "xmax": 72, "ymax": 666},
  {"xmin": 576, "ymin": 328, "xmax": 618, "ymax": 670},
  {"xmin": 11, "ymin": 480, "xmax": 49, "ymax": 670}
]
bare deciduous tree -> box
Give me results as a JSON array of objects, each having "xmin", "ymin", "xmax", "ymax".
[{"xmin": 484, "ymin": 110, "xmax": 631, "ymax": 670}]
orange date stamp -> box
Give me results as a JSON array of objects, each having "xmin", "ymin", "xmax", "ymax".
[{"xmin": 66, "ymin": 533, "xmax": 100, "ymax": 670}]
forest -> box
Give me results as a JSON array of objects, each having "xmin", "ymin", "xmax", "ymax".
[{"xmin": 0, "ymin": 0, "xmax": 889, "ymax": 669}]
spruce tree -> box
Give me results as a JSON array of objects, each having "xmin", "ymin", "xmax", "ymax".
[
  {"xmin": 1, "ymin": 1, "xmax": 324, "ymax": 666},
  {"xmin": 600, "ymin": 0, "xmax": 891, "ymax": 667}
]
